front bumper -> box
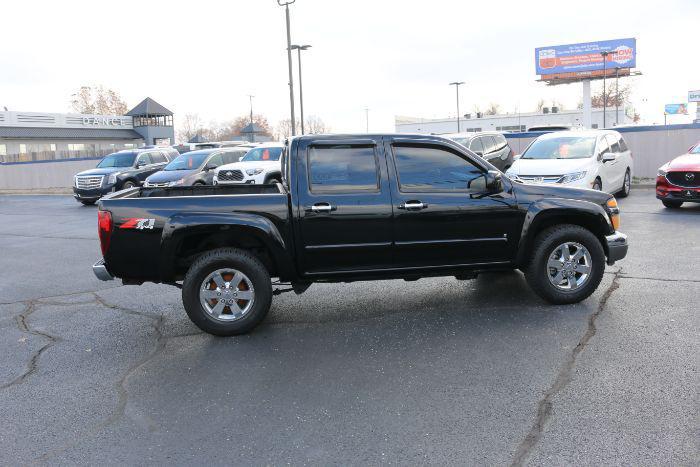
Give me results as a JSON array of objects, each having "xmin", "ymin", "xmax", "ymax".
[
  {"xmin": 655, "ymin": 181, "xmax": 700, "ymax": 203},
  {"xmin": 93, "ymin": 259, "xmax": 114, "ymax": 281},
  {"xmin": 605, "ymin": 231, "xmax": 628, "ymax": 265},
  {"xmin": 73, "ymin": 185, "xmax": 115, "ymax": 201}
]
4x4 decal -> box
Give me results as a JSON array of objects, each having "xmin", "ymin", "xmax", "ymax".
[{"xmin": 120, "ymin": 218, "xmax": 155, "ymax": 230}]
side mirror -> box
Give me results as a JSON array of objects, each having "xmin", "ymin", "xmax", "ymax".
[
  {"xmin": 485, "ymin": 170, "xmax": 503, "ymax": 192},
  {"xmin": 602, "ymin": 152, "xmax": 616, "ymax": 163},
  {"xmin": 203, "ymin": 164, "xmax": 216, "ymax": 171}
]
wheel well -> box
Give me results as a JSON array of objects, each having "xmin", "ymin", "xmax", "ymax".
[
  {"xmin": 173, "ymin": 228, "xmax": 277, "ymax": 279},
  {"xmin": 519, "ymin": 214, "xmax": 609, "ymax": 265}
]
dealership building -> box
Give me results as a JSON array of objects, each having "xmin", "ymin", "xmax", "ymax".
[{"xmin": 0, "ymin": 97, "xmax": 175, "ymax": 191}]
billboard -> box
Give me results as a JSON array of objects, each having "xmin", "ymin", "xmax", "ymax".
[
  {"xmin": 664, "ymin": 104, "xmax": 688, "ymax": 115},
  {"xmin": 536, "ymin": 38, "xmax": 636, "ymax": 76},
  {"xmin": 688, "ymin": 90, "xmax": 700, "ymax": 103}
]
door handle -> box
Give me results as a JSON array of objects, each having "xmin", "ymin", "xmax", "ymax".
[
  {"xmin": 308, "ymin": 202, "xmax": 336, "ymax": 213},
  {"xmin": 398, "ymin": 201, "xmax": 428, "ymax": 210}
]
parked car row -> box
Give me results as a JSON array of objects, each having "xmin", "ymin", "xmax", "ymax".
[{"xmin": 73, "ymin": 142, "xmax": 284, "ymax": 204}]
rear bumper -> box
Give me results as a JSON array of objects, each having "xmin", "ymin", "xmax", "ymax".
[
  {"xmin": 605, "ymin": 231, "xmax": 628, "ymax": 265},
  {"xmin": 93, "ymin": 259, "xmax": 114, "ymax": 281}
]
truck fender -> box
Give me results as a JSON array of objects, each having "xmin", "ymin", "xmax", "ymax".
[
  {"xmin": 515, "ymin": 198, "xmax": 614, "ymax": 266},
  {"xmin": 159, "ymin": 211, "xmax": 296, "ymax": 281}
]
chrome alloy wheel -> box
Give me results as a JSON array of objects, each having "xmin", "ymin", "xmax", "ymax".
[
  {"xmin": 546, "ymin": 242, "xmax": 592, "ymax": 291},
  {"xmin": 199, "ymin": 268, "xmax": 255, "ymax": 321}
]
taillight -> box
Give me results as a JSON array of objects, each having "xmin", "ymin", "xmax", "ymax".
[{"xmin": 97, "ymin": 210, "xmax": 113, "ymax": 255}]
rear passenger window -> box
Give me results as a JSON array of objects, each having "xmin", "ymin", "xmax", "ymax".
[
  {"xmin": 618, "ymin": 137, "xmax": 628, "ymax": 152},
  {"xmin": 393, "ymin": 144, "xmax": 485, "ymax": 192},
  {"xmin": 151, "ymin": 152, "xmax": 167, "ymax": 164},
  {"xmin": 482, "ymin": 136, "xmax": 497, "ymax": 153},
  {"xmin": 469, "ymin": 137, "xmax": 484, "ymax": 154},
  {"xmin": 308, "ymin": 145, "xmax": 379, "ymax": 192},
  {"xmin": 606, "ymin": 135, "xmax": 620, "ymax": 153}
]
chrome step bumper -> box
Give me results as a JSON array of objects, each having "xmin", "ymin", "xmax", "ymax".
[{"xmin": 93, "ymin": 259, "xmax": 114, "ymax": 281}]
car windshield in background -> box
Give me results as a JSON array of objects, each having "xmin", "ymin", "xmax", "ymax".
[
  {"xmin": 690, "ymin": 145, "xmax": 700, "ymax": 154},
  {"xmin": 449, "ymin": 137, "xmax": 470, "ymax": 147},
  {"xmin": 242, "ymin": 147, "xmax": 283, "ymax": 162},
  {"xmin": 165, "ymin": 153, "xmax": 210, "ymax": 171},
  {"xmin": 97, "ymin": 152, "xmax": 136, "ymax": 168},
  {"xmin": 522, "ymin": 137, "xmax": 596, "ymax": 159}
]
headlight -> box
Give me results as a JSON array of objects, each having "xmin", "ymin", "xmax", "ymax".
[
  {"xmin": 168, "ymin": 179, "xmax": 185, "ymax": 187},
  {"xmin": 107, "ymin": 173, "xmax": 120, "ymax": 185},
  {"xmin": 246, "ymin": 168, "xmax": 264, "ymax": 176},
  {"xmin": 558, "ymin": 171, "xmax": 587, "ymax": 184},
  {"xmin": 657, "ymin": 168, "xmax": 667, "ymax": 177}
]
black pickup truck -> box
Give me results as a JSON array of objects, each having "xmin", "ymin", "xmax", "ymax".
[{"xmin": 93, "ymin": 134, "xmax": 628, "ymax": 336}]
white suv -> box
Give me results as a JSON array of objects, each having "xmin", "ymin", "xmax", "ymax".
[
  {"xmin": 213, "ymin": 143, "xmax": 284, "ymax": 185},
  {"xmin": 505, "ymin": 130, "xmax": 632, "ymax": 196}
]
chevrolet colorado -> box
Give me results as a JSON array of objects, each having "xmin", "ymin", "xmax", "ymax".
[{"xmin": 93, "ymin": 134, "xmax": 628, "ymax": 336}]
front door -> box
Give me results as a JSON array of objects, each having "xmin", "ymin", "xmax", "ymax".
[
  {"xmin": 385, "ymin": 137, "xmax": 521, "ymax": 269},
  {"xmin": 294, "ymin": 137, "xmax": 394, "ymax": 274}
]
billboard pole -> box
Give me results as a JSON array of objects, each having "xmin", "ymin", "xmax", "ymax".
[
  {"xmin": 601, "ymin": 51, "xmax": 609, "ymax": 128},
  {"xmin": 582, "ymin": 80, "xmax": 592, "ymax": 128}
]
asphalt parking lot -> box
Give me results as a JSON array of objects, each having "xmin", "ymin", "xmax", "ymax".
[{"xmin": 0, "ymin": 189, "xmax": 698, "ymax": 465}]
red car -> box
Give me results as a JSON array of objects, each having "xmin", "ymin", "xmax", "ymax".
[{"xmin": 656, "ymin": 143, "xmax": 700, "ymax": 208}]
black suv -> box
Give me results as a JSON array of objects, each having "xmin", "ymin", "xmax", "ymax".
[
  {"xmin": 444, "ymin": 132, "xmax": 514, "ymax": 171},
  {"xmin": 73, "ymin": 148, "xmax": 173, "ymax": 205}
]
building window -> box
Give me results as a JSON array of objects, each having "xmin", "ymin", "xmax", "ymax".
[
  {"xmin": 0, "ymin": 144, "xmax": 6, "ymax": 163},
  {"xmin": 133, "ymin": 115, "xmax": 173, "ymax": 127},
  {"xmin": 18, "ymin": 143, "xmax": 57, "ymax": 162}
]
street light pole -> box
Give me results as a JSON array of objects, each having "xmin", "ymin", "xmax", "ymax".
[
  {"xmin": 278, "ymin": 0, "xmax": 296, "ymax": 136},
  {"xmin": 600, "ymin": 51, "xmax": 609, "ymax": 128},
  {"xmin": 291, "ymin": 44, "xmax": 311, "ymax": 134},
  {"xmin": 449, "ymin": 81, "xmax": 465, "ymax": 132},
  {"xmin": 364, "ymin": 107, "xmax": 369, "ymax": 133}
]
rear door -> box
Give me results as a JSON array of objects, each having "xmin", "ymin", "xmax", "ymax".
[
  {"xmin": 294, "ymin": 137, "xmax": 394, "ymax": 274},
  {"xmin": 603, "ymin": 134, "xmax": 625, "ymax": 190},
  {"xmin": 385, "ymin": 137, "xmax": 521, "ymax": 268}
]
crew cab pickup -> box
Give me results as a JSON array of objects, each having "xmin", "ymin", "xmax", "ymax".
[{"xmin": 93, "ymin": 134, "xmax": 628, "ymax": 336}]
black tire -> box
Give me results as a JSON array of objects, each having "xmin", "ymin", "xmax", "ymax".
[
  {"xmin": 592, "ymin": 178, "xmax": 602, "ymax": 191},
  {"xmin": 264, "ymin": 175, "xmax": 282, "ymax": 185},
  {"xmin": 182, "ymin": 248, "xmax": 272, "ymax": 336},
  {"xmin": 79, "ymin": 200, "xmax": 96, "ymax": 206},
  {"xmin": 662, "ymin": 200, "xmax": 683, "ymax": 209},
  {"xmin": 524, "ymin": 224, "xmax": 605, "ymax": 305},
  {"xmin": 617, "ymin": 169, "xmax": 631, "ymax": 198},
  {"xmin": 122, "ymin": 180, "xmax": 137, "ymax": 189},
  {"xmin": 193, "ymin": 181, "xmax": 206, "ymax": 186}
]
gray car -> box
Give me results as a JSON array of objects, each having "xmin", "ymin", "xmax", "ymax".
[
  {"xmin": 144, "ymin": 148, "xmax": 247, "ymax": 187},
  {"xmin": 443, "ymin": 132, "xmax": 514, "ymax": 171}
]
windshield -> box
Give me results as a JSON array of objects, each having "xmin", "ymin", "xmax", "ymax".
[
  {"xmin": 97, "ymin": 152, "xmax": 136, "ymax": 168},
  {"xmin": 449, "ymin": 137, "xmax": 470, "ymax": 147},
  {"xmin": 242, "ymin": 147, "xmax": 283, "ymax": 162},
  {"xmin": 522, "ymin": 136, "xmax": 596, "ymax": 160},
  {"xmin": 165, "ymin": 152, "xmax": 209, "ymax": 171},
  {"xmin": 690, "ymin": 145, "xmax": 700, "ymax": 154}
]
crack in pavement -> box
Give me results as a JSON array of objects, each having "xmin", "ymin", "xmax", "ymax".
[
  {"xmin": 0, "ymin": 300, "xmax": 63, "ymax": 390},
  {"xmin": 0, "ymin": 285, "xmax": 126, "ymax": 306},
  {"xmin": 510, "ymin": 270, "xmax": 622, "ymax": 467},
  {"xmin": 619, "ymin": 275, "xmax": 700, "ymax": 283}
]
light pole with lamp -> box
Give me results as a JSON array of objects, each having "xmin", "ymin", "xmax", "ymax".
[
  {"xmin": 277, "ymin": 0, "xmax": 296, "ymax": 136},
  {"xmin": 248, "ymin": 94, "xmax": 255, "ymax": 142},
  {"xmin": 449, "ymin": 81, "xmax": 465, "ymax": 132},
  {"xmin": 614, "ymin": 67, "xmax": 620, "ymax": 125},
  {"xmin": 290, "ymin": 44, "xmax": 311, "ymax": 134},
  {"xmin": 600, "ymin": 51, "xmax": 609, "ymax": 128}
]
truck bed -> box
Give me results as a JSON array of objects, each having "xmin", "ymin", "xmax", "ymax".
[{"xmin": 103, "ymin": 183, "xmax": 284, "ymax": 200}]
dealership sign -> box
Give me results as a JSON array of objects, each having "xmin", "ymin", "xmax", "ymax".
[
  {"xmin": 535, "ymin": 38, "xmax": 636, "ymax": 76},
  {"xmin": 664, "ymin": 104, "xmax": 688, "ymax": 115},
  {"xmin": 688, "ymin": 90, "xmax": 700, "ymax": 103}
]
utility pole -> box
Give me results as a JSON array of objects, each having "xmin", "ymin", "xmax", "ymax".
[
  {"xmin": 449, "ymin": 81, "xmax": 465, "ymax": 132},
  {"xmin": 278, "ymin": 0, "xmax": 296, "ymax": 136},
  {"xmin": 290, "ymin": 44, "xmax": 311, "ymax": 134},
  {"xmin": 248, "ymin": 95, "xmax": 255, "ymax": 142},
  {"xmin": 600, "ymin": 51, "xmax": 609, "ymax": 128},
  {"xmin": 364, "ymin": 107, "xmax": 369, "ymax": 132}
]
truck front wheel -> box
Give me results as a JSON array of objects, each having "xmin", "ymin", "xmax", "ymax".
[
  {"xmin": 182, "ymin": 248, "xmax": 272, "ymax": 336},
  {"xmin": 524, "ymin": 225, "xmax": 605, "ymax": 304}
]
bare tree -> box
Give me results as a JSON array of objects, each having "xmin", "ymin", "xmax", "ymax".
[
  {"xmin": 274, "ymin": 119, "xmax": 301, "ymax": 140},
  {"xmin": 590, "ymin": 83, "xmax": 631, "ymax": 108},
  {"xmin": 70, "ymin": 86, "xmax": 128, "ymax": 114},
  {"xmin": 218, "ymin": 114, "xmax": 273, "ymax": 141},
  {"xmin": 485, "ymin": 103, "xmax": 501, "ymax": 116},
  {"xmin": 177, "ymin": 113, "xmax": 205, "ymax": 143},
  {"xmin": 535, "ymin": 98, "xmax": 546, "ymax": 112},
  {"xmin": 304, "ymin": 115, "xmax": 331, "ymax": 134}
]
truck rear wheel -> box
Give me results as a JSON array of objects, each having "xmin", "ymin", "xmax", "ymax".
[
  {"xmin": 182, "ymin": 248, "xmax": 272, "ymax": 336},
  {"xmin": 524, "ymin": 224, "xmax": 605, "ymax": 304}
]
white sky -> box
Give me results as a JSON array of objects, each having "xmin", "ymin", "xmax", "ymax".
[{"xmin": 2, "ymin": 0, "xmax": 698, "ymax": 135}]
